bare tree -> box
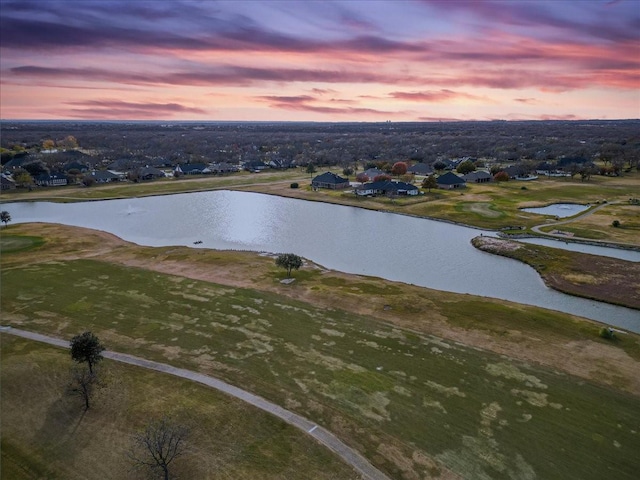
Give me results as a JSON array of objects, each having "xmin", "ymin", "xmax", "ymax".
[
  {"xmin": 130, "ymin": 417, "xmax": 188, "ymax": 480},
  {"xmin": 69, "ymin": 366, "xmax": 99, "ymax": 410}
]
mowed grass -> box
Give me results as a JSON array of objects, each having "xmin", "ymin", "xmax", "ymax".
[
  {"xmin": 3, "ymin": 259, "xmax": 640, "ymax": 479},
  {"xmin": 1, "ymin": 335, "xmax": 359, "ymax": 480}
]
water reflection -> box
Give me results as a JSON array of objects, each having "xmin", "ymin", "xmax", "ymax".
[{"xmin": 5, "ymin": 190, "xmax": 639, "ymax": 331}]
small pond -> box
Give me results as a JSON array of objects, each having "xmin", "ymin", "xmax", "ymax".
[{"xmin": 521, "ymin": 203, "xmax": 590, "ymax": 218}]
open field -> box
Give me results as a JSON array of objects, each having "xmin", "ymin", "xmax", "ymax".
[
  {"xmin": 1, "ymin": 335, "xmax": 359, "ymax": 480},
  {"xmin": 471, "ymin": 236, "xmax": 640, "ymax": 309},
  {"xmin": 2, "ymin": 224, "xmax": 640, "ymax": 480}
]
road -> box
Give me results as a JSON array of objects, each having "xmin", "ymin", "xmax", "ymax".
[{"xmin": 1, "ymin": 327, "xmax": 391, "ymax": 480}]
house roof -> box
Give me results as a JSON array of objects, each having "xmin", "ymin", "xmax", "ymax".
[
  {"xmin": 177, "ymin": 163, "xmax": 207, "ymax": 173},
  {"xmin": 359, "ymin": 180, "xmax": 418, "ymax": 192},
  {"xmin": 90, "ymin": 170, "xmax": 120, "ymax": 180},
  {"xmin": 436, "ymin": 172, "xmax": 466, "ymax": 185},
  {"xmin": 312, "ymin": 172, "xmax": 349, "ymax": 184},
  {"xmin": 138, "ymin": 166, "xmax": 165, "ymax": 177},
  {"xmin": 407, "ymin": 163, "xmax": 433, "ymax": 175},
  {"xmin": 462, "ymin": 170, "xmax": 492, "ymax": 181}
]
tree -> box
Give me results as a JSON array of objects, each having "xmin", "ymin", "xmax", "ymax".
[
  {"xmin": 275, "ymin": 253, "xmax": 303, "ymax": 278},
  {"xmin": 456, "ymin": 160, "xmax": 476, "ymax": 175},
  {"xmin": 0, "ymin": 211, "xmax": 10, "ymax": 226},
  {"xmin": 494, "ymin": 171, "xmax": 510, "ymax": 182},
  {"xmin": 422, "ymin": 175, "xmax": 438, "ymax": 192},
  {"xmin": 433, "ymin": 160, "xmax": 447, "ymax": 171},
  {"xmin": 390, "ymin": 161, "xmax": 407, "ymax": 176},
  {"xmin": 305, "ymin": 163, "xmax": 316, "ymax": 178},
  {"xmin": 13, "ymin": 170, "xmax": 33, "ymax": 188},
  {"xmin": 69, "ymin": 366, "xmax": 98, "ymax": 410},
  {"xmin": 70, "ymin": 331, "xmax": 105, "ymax": 374},
  {"xmin": 130, "ymin": 417, "xmax": 188, "ymax": 480},
  {"xmin": 342, "ymin": 166, "xmax": 354, "ymax": 177}
]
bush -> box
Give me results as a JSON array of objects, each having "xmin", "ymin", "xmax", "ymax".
[
  {"xmin": 599, "ymin": 327, "xmax": 615, "ymax": 340},
  {"xmin": 612, "ymin": 220, "xmax": 620, "ymax": 228},
  {"xmin": 290, "ymin": 183, "xmax": 299, "ymax": 189}
]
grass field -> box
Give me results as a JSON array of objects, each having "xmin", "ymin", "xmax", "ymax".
[
  {"xmin": 1, "ymin": 335, "xmax": 359, "ymax": 480},
  {"xmin": 2, "ymin": 225, "xmax": 640, "ymax": 480}
]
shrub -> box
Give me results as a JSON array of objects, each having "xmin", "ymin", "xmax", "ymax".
[
  {"xmin": 599, "ymin": 327, "xmax": 615, "ymax": 340},
  {"xmin": 612, "ymin": 220, "xmax": 620, "ymax": 228},
  {"xmin": 290, "ymin": 182, "xmax": 299, "ymax": 189}
]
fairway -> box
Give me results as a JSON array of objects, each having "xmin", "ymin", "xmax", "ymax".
[{"xmin": 3, "ymin": 253, "xmax": 639, "ymax": 479}]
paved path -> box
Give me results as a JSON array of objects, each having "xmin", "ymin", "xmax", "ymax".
[
  {"xmin": 530, "ymin": 202, "xmax": 615, "ymax": 240},
  {"xmin": 1, "ymin": 327, "xmax": 390, "ymax": 480}
]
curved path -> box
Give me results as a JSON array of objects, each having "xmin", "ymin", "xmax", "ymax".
[
  {"xmin": 530, "ymin": 201, "xmax": 615, "ymax": 241},
  {"xmin": 2, "ymin": 327, "xmax": 390, "ymax": 480}
]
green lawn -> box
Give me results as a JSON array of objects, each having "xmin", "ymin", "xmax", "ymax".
[
  {"xmin": 0, "ymin": 335, "xmax": 360, "ymax": 480},
  {"xmin": 3, "ymin": 258, "xmax": 639, "ymax": 479}
]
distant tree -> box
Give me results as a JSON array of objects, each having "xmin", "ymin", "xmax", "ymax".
[
  {"xmin": 390, "ymin": 161, "xmax": 408, "ymax": 176},
  {"xmin": 373, "ymin": 174, "xmax": 391, "ymax": 182},
  {"xmin": 275, "ymin": 253, "xmax": 303, "ymax": 278},
  {"xmin": 23, "ymin": 161, "xmax": 49, "ymax": 177},
  {"xmin": 494, "ymin": 171, "xmax": 510, "ymax": 182},
  {"xmin": 612, "ymin": 220, "xmax": 621, "ymax": 228},
  {"xmin": 70, "ymin": 331, "xmax": 105, "ymax": 374},
  {"xmin": 456, "ymin": 160, "xmax": 476, "ymax": 175},
  {"xmin": 433, "ymin": 160, "xmax": 447, "ymax": 171},
  {"xmin": 58, "ymin": 135, "xmax": 79, "ymax": 150},
  {"xmin": 130, "ymin": 417, "xmax": 188, "ymax": 480},
  {"xmin": 82, "ymin": 175, "xmax": 96, "ymax": 187},
  {"xmin": 422, "ymin": 175, "xmax": 438, "ymax": 192},
  {"xmin": 69, "ymin": 366, "xmax": 98, "ymax": 410},
  {"xmin": 342, "ymin": 166, "xmax": 354, "ymax": 177},
  {"xmin": 355, "ymin": 172, "xmax": 369, "ymax": 183},
  {"xmin": 0, "ymin": 211, "xmax": 10, "ymax": 226},
  {"xmin": 42, "ymin": 139, "xmax": 56, "ymax": 150},
  {"xmin": 305, "ymin": 164, "xmax": 317, "ymax": 177},
  {"xmin": 14, "ymin": 170, "xmax": 34, "ymax": 188}
]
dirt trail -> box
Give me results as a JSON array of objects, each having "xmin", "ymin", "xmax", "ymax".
[{"xmin": 1, "ymin": 327, "xmax": 390, "ymax": 480}]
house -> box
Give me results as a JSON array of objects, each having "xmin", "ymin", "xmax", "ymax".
[
  {"xmin": 89, "ymin": 170, "xmax": 121, "ymax": 183},
  {"xmin": 1, "ymin": 174, "xmax": 16, "ymax": 190},
  {"xmin": 355, "ymin": 180, "xmax": 419, "ymax": 196},
  {"xmin": 243, "ymin": 160, "xmax": 269, "ymax": 172},
  {"xmin": 408, "ymin": 163, "xmax": 433, "ymax": 176},
  {"xmin": 34, "ymin": 172, "xmax": 68, "ymax": 187},
  {"xmin": 436, "ymin": 172, "xmax": 466, "ymax": 189},
  {"xmin": 175, "ymin": 163, "xmax": 209, "ymax": 175},
  {"xmin": 361, "ymin": 168, "xmax": 387, "ymax": 181},
  {"xmin": 137, "ymin": 166, "xmax": 166, "ymax": 181},
  {"xmin": 462, "ymin": 171, "xmax": 492, "ymax": 183},
  {"xmin": 311, "ymin": 172, "xmax": 350, "ymax": 190},
  {"xmin": 210, "ymin": 162, "xmax": 238, "ymax": 174},
  {"xmin": 268, "ymin": 158, "xmax": 295, "ymax": 169}
]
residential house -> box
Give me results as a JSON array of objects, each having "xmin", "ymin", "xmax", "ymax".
[
  {"xmin": 34, "ymin": 172, "xmax": 68, "ymax": 187},
  {"xmin": 210, "ymin": 162, "xmax": 238, "ymax": 174},
  {"xmin": 462, "ymin": 171, "xmax": 492, "ymax": 183},
  {"xmin": 407, "ymin": 163, "xmax": 434, "ymax": 176},
  {"xmin": 89, "ymin": 170, "xmax": 121, "ymax": 183},
  {"xmin": 436, "ymin": 172, "xmax": 466, "ymax": 189},
  {"xmin": 361, "ymin": 168, "xmax": 387, "ymax": 181},
  {"xmin": 175, "ymin": 163, "xmax": 209, "ymax": 175},
  {"xmin": 355, "ymin": 180, "xmax": 419, "ymax": 196},
  {"xmin": 243, "ymin": 160, "xmax": 269, "ymax": 172},
  {"xmin": 311, "ymin": 172, "xmax": 350, "ymax": 190},
  {"xmin": 1, "ymin": 174, "xmax": 16, "ymax": 190},
  {"xmin": 137, "ymin": 166, "xmax": 166, "ymax": 181}
]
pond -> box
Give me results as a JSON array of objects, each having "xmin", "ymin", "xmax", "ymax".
[
  {"xmin": 521, "ymin": 203, "xmax": 591, "ymax": 218},
  {"xmin": 4, "ymin": 191, "xmax": 639, "ymax": 332}
]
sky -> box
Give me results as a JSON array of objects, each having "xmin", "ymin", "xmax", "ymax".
[{"xmin": 0, "ymin": 0, "xmax": 638, "ymax": 122}]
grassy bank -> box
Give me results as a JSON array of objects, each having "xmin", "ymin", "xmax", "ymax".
[
  {"xmin": 471, "ymin": 236, "xmax": 640, "ymax": 310},
  {"xmin": 2, "ymin": 224, "xmax": 640, "ymax": 479},
  {"xmin": 1, "ymin": 336, "xmax": 359, "ymax": 480}
]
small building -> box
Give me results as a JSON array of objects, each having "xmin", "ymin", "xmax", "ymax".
[
  {"xmin": 137, "ymin": 166, "xmax": 166, "ymax": 181},
  {"xmin": 34, "ymin": 172, "xmax": 68, "ymax": 187},
  {"xmin": 408, "ymin": 163, "xmax": 434, "ymax": 176},
  {"xmin": 175, "ymin": 163, "xmax": 209, "ymax": 175},
  {"xmin": 311, "ymin": 172, "xmax": 350, "ymax": 190},
  {"xmin": 361, "ymin": 168, "xmax": 387, "ymax": 181},
  {"xmin": 89, "ymin": 170, "xmax": 121, "ymax": 183},
  {"xmin": 462, "ymin": 171, "xmax": 492, "ymax": 183},
  {"xmin": 436, "ymin": 172, "xmax": 466, "ymax": 189},
  {"xmin": 355, "ymin": 180, "xmax": 419, "ymax": 196},
  {"xmin": 1, "ymin": 174, "xmax": 16, "ymax": 190}
]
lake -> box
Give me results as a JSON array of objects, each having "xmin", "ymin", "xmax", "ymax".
[{"xmin": 4, "ymin": 191, "xmax": 639, "ymax": 331}]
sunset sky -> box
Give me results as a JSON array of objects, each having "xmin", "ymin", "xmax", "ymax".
[{"xmin": 1, "ymin": 0, "xmax": 638, "ymax": 122}]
